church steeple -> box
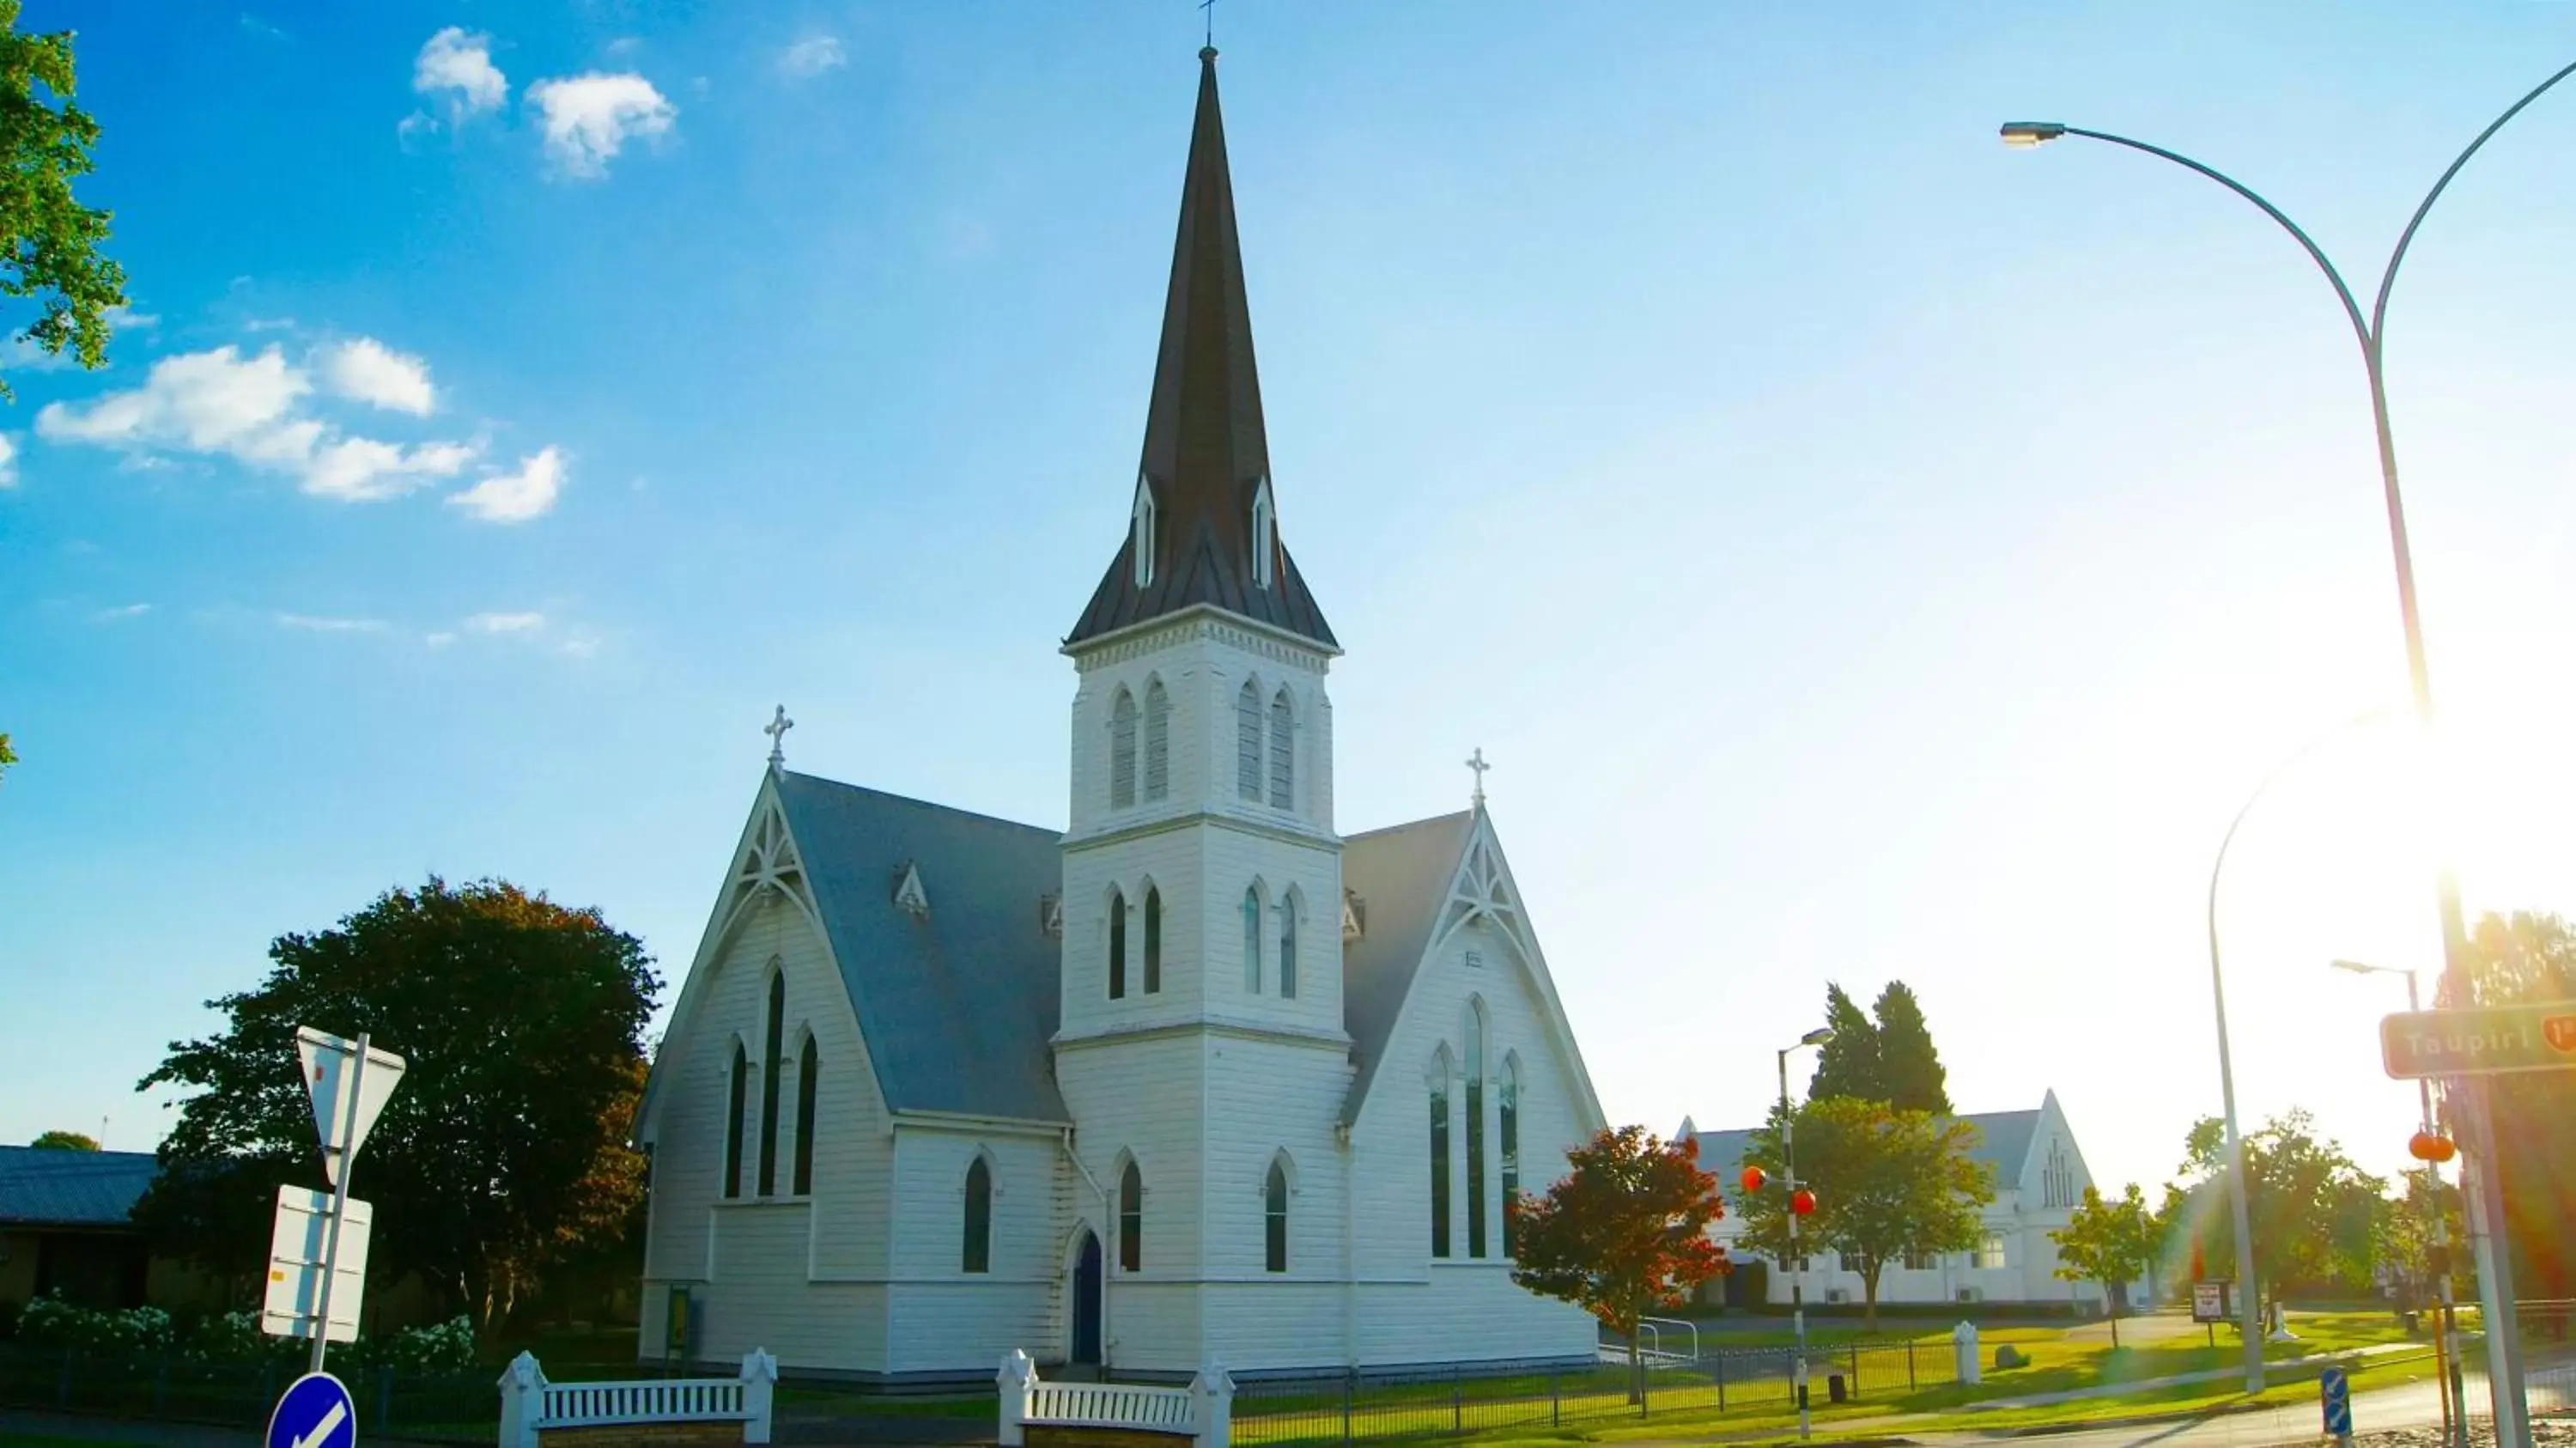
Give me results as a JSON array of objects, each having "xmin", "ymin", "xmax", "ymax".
[{"xmin": 1066, "ymin": 47, "xmax": 1338, "ymax": 652}]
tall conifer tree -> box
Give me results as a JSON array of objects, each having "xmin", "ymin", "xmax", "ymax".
[
  {"xmin": 1807, "ymin": 983, "xmax": 1883, "ymax": 1103},
  {"xmin": 1873, "ymin": 980, "xmax": 1952, "ymax": 1114}
]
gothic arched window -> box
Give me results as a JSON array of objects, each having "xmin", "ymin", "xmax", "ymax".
[
  {"xmin": 1242, "ymin": 887, "xmax": 1263, "ymax": 994},
  {"xmin": 1267, "ymin": 688, "xmax": 1294, "ymax": 810},
  {"xmin": 758, "ymin": 970, "xmax": 786, "ymax": 1196},
  {"xmin": 1429, "ymin": 1049, "xmax": 1453, "ymax": 1259},
  {"xmin": 1464, "ymin": 998, "xmax": 1488, "ymax": 1257},
  {"xmin": 1500, "ymin": 1055, "xmax": 1521, "ymax": 1256},
  {"xmin": 1119, "ymin": 1161, "xmax": 1143, "ymax": 1272},
  {"xmin": 1144, "ymin": 680, "xmax": 1170, "ymax": 801},
  {"xmin": 1143, "ymin": 887, "xmax": 1163, "ymax": 995},
  {"xmin": 1236, "ymin": 681, "xmax": 1262, "ymax": 800},
  {"xmin": 1265, "ymin": 1159, "xmax": 1289, "ymax": 1273},
  {"xmin": 1279, "ymin": 895, "xmax": 1298, "ymax": 1000},
  {"xmin": 793, "ymin": 1033, "xmax": 818, "ymax": 1196},
  {"xmin": 1110, "ymin": 689, "xmax": 1138, "ymax": 810},
  {"xmin": 1251, "ymin": 483, "xmax": 1276, "ymax": 591},
  {"xmin": 963, "ymin": 1157, "xmax": 993, "ymax": 1274},
  {"xmin": 724, "ymin": 1043, "xmax": 748, "ymax": 1200},
  {"xmin": 1108, "ymin": 889, "xmax": 1127, "ymax": 1000}
]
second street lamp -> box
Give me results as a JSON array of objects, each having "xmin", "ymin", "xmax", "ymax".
[{"xmin": 1777, "ymin": 1025, "xmax": 1834, "ymax": 1441}]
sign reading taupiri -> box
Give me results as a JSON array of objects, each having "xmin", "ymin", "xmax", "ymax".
[{"xmin": 2379, "ymin": 1004, "xmax": 2576, "ymax": 1080}]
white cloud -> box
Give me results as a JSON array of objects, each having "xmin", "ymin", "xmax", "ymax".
[
  {"xmin": 34, "ymin": 344, "xmax": 481, "ymax": 503},
  {"xmin": 105, "ymin": 306, "xmax": 158, "ymax": 331},
  {"xmin": 465, "ymin": 611, "xmax": 545, "ymax": 634},
  {"xmin": 91, "ymin": 602, "xmax": 149, "ymax": 622},
  {"xmin": 778, "ymin": 34, "xmax": 844, "ymax": 79},
  {"xmin": 275, "ymin": 612, "xmax": 390, "ymax": 633},
  {"xmin": 525, "ymin": 73, "xmax": 674, "ymax": 179},
  {"xmin": 447, "ymin": 446, "xmax": 563, "ymax": 523},
  {"xmin": 425, "ymin": 630, "xmax": 457, "ymax": 648},
  {"xmin": 415, "ymin": 27, "xmax": 507, "ymax": 116},
  {"xmin": 319, "ymin": 338, "xmax": 435, "ymax": 415},
  {"xmin": 0, "ymin": 432, "xmax": 16, "ymax": 487}
]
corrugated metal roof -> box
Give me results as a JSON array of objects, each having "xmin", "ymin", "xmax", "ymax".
[
  {"xmin": 0, "ymin": 1147, "xmax": 155, "ymax": 1227},
  {"xmin": 775, "ymin": 772, "xmax": 1072, "ymax": 1124},
  {"xmin": 1066, "ymin": 49, "xmax": 1336, "ymax": 653},
  {"xmin": 1337, "ymin": 811, "xmax": 1475, "ymax": 1125}
]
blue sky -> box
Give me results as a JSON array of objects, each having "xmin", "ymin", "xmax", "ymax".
[{"xmin": 6, "ymin": 2, "xmax": 2576, "ymax": 1197}]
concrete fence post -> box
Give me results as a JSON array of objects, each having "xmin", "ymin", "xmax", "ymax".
[
  {"xmin": 1190, "ymin": 1359, "xmax": 1235, "ymax": 1448},
  {"xmin": 740, "ymin": 1348, "xmax": 779, "ymax": 1445},
  {"xmin": 495, "ymin": 1350, "xmax": 548, "ymax": 1448},
  {"xmin": 1951, "ymin": 1322, "xmax": 1980, "ymax": 1386},
  {"xmin": 999, "ymin": 1349, "xmax": 1037, "ymax": 1448}
]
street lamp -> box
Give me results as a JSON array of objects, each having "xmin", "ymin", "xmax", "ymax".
[
  {"xmin": 1777, "ymin": 1025, "xmax": 1834, "ymax": 1440},
  {"xmin": 2333, "ymin": 958, "xmax": 2467, "ymax": 1448},
  {"xmin": 1999, "ymin": 61, "xmax": 2576, "ymax": 1439}
]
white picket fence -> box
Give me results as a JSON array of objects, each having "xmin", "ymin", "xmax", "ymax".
[
  {"xmin": 496, "ymin": 1348, "xmax": 777, "ymax": 1446},
  {"xmin": 999, "ymin": 1348, "xmax": 1233, "ymax": 1448}
]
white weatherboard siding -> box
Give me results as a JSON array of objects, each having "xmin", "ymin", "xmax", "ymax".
[{"xmin": 884, "ymin": 1128, "xmax": 1060, "ymax": 1374}]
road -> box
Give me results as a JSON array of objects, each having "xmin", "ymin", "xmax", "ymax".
[{"xmin": 1914, "ymin": 1356, "xmax": 2574, "ymax": 1448}]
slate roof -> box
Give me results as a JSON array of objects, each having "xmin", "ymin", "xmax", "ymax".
[
  {"xmin": 0, "ymin": 1147, "xmax": 156, "ymax": 1228},
  {"xmin": 1676, "ymin": 1108, "xmax": 2042, "ymax": 1183},
  {"xmin": 774, "ymin": 771, "xmax": 1072, "ymax": 1124},
  {"xmin": 1066, "ymin": 47, "xmax": 1337, "ymax": 652},
  {"xmin": 1338, "ymin": 812, "xmax": 1476, "ymax": 1124}
]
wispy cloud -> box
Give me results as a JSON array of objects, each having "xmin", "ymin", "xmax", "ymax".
[
  {"xmin": 105, "ymin": 305, "xmax": 159, "ymax": 332},
  {"xmin": 778, "ymin": 34, "xmax": 844, "ymax": 80},
  {"xmin": 465, "ymin": 611, "xmax": 545, "ymax": 634},
  {"xmin": 447, "ymin": 446, "xmax": 564, "ymax": 523},
  {"xmin": 319, "ymin": 338, "xmax": 435, "ymax": 415},
  {"xmin": 91, "ymin": 602, "xmax": 150, "ymax": 623},
  {"xmin": 415, "ymin": 27, "xmax": 507, "ymax": 116},
  {"xmin": 525, "ymin": 74, "xmax": 674, "ymax": 179},
  {"xmin": 274, "ymin": 611, "xmax": 390, "ymax": 634},
  {"xmin": 0, "ymin": 432, "xmax": 17, "ymax": 488}
]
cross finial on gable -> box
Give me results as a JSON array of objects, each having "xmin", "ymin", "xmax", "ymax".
[
  {"xmin": 1465, "ymin": 747, "xmax": 1491, "ymax": 809},
  {"xmin": 765, "ymin": 706, "xmax": 794, "ymax": 770}
]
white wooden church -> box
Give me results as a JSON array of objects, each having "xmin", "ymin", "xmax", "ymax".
[{"xmin": 632, "ymin": 48, "xmax": 1607, "ymax": 1384}]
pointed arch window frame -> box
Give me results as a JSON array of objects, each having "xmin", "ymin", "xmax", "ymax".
[
  {"xmin": 1267, "ymin": 686, "xmax": 1294, "ymax": 811},
  {"xmin": 793, "ymin": 1029, "xmax": 820, "ymax": 1197},
  {"xmin": 1110, "ymin": 688, "xmax": 1139, "ymax": 811},
  {"xmin": 1263, "ymin": 1153, "xmax": 1291, "ymax": 1273},
  {"xmin": 1464, "ymin": 997, "xmax": 1489, "ymax": 1258},
  {"xmin": 1118, "ymin": 1158, "xmax": 1145, "ymax": 1273},
  {"xmin": 963, "ymin": 1153, "xmax": 994, "ymax": 1274},
  {"xmin": 1142, "ymin": 885, "xmax": 1163, "ymax": 995},
  {"xmin": 1143, "ymin": 678, "xmax": 1170, "ymax": 801},
  {"xmin": 1242, "ymin": 883, "xmax": 1264, "ymax": 995},
  {"xmin": 759, "ymin": 967, "xmax": 788, "ymax": 1198},
  {"xmin": 1250, "ymin": 478, "xmax": 1276, "ymax": 591},
  {"xmin": 1131, "ymin": 473, "xmax": 1157, "ymax": 589},
  {"xmin": 1108, "ymin": 887, "xmax": 1128, "ymax": 1001},
  {"xmin": 1235, "ymin": 678, "xmax": 1263, "ymax": 801}
]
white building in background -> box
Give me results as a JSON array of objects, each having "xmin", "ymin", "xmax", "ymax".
[
  {"xmin": 629, "ymin": 48, "xmax": 1608, "ymax": 1385},
  {"xmin": 1677, "ymin": 1090, "xmax": 2110, "ymax": 1310}
]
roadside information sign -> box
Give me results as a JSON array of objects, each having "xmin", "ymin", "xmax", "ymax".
[
  {"xmin": 263, "ymin": 1186, "xmax": 372, "ymax": 1343},
  {"xmin": 2380, "ymin": 1004, "xmax": 2576, "ymax": 1079},
  {"xmin": 296, "ymin": 1027, "xmax": 406, "ymax": 1188},
  {"xmin": 2320, "ymin": 1365, "xmax": 2353, "ymax": 1443},
  {"xmin": 266, "ymin": 1370, "xmax": 357, "ymax": 1448},
  {"xmin": 2191, "ymin": 1281, "xmax": 2232, "ymax": 1324}
]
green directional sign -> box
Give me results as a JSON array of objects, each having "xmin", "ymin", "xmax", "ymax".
[{"xmin": 2380, "ymin": 1003, "xmax": 2576, "ymax": 1080}]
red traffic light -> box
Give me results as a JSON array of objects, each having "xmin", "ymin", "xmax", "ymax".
[
  {"xmin": 1790, "ymin": 1188, "xmax": 1817, "ymax": 1217},
  {"xmin": 1741, "ymin": 1166, "xmax": 1768, "ymax": 1193},
  {"xmin": 2409, "ymin": 1131, "xmax": 2457, "ymax": 1164}
]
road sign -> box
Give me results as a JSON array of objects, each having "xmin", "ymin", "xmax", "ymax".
[
  {"xmin": 267, "ymin": 1371, "xmax": 356, "ymax": 1448},
  {"xmin": 263, "ymin": 1188, "xmax": 372, "ymax": 1343},
  {"xmin": 2319, "ymin": 1365, "xmax": 2353, "ymax": 1442},
  {"xmin": 297, "ymin": 1027, "xmax": 406, "ymax": 1186},
  {"xmin": 2190, "ymin": 1281, "xmax": 2233, "ymax": 1324},
  {"xmin": 2381, "ymin": 1004, "xmax": 2576, "ymax": 1079}
]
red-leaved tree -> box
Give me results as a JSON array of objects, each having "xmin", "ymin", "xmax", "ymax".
[{"xmin": 1510, "ymin": 1125, "xmax": 1728, "ymax": 1397}]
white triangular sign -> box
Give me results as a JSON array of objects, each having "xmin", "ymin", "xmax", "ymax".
[{"xmin": 295, "ymin": 1026, "xmax": 406, "ymax": 1187}]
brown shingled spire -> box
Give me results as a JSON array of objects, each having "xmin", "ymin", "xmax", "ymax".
[{"xmin": 1065, "ymin": 47, "xmax": 1338, "ymax": 652}]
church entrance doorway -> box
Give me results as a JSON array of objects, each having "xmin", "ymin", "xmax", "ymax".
[{"xmin": 1071, "ymin": 1230, "xmax": 1104, "ymax": 1366}]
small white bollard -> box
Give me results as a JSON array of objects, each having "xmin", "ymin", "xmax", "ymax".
[
  {"xmin": 998, "ymin": 1348, "xmax": 1038, "ymax": 1448},
  {"xmin": 1952, "ymin": 1321, "xmax": 1981, "ymax": 1386},
  {"xmin": 1189, "ymin": 1360, "xmax": 1235, "ymax": 1448},
  {"xmin": 496, "ymin": 1350, "xmax": 548, "ymax": 1448},
  {"xmin": 740, "ymin": 1348, "xmax": 779, "ymax": 1444}
]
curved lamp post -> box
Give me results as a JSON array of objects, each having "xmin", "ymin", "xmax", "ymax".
[
  {"xmin": 2002, "ymin": 60, "xmax": 2576, "ymax": 1438},
  {"xmin": 1777, "ymin": 1025, "xmax": 1834, "ymax": 1440}
]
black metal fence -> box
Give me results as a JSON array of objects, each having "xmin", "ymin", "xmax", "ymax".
[
  {"xmin": 1232, "ymin": 1340, "xmax": 1960, "ymax": 1446},
  {"xmin": 0, "ymin": 1344, "xmax": 495, "ymax": 1440}
]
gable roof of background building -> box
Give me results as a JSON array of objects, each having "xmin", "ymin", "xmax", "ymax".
[
  {"xmin": 1677, "ymin": 1107, "xmax": 2046, "ymax": 1188},
  {"xmin": 0, "ymin": 1147, "xmax": 156, "ymax": 1228},
  {"xmin": 1066, "ymin": 47, "xmax": 1336, "ymax": 652}
]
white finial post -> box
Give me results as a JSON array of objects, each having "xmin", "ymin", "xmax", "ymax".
[
  {"xmin": 1465, "ymin": 748, "xmax": 1491, "ymax": 809},
  {"xmin": 764, "ymin": 706, "xmax": 795, "ymax": 770}
]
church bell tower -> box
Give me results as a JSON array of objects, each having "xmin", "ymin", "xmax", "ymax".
[{"xmin": 1051, "ymin": 46, "xmax": 1353, "ymax": 1373}]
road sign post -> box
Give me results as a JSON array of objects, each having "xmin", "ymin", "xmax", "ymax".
[
  {"xmin": 2319, "ymin": 1366, "xmax": 2353, "ymax": 1446},
  {"xmin": 264, "ymin": 1027, "xmax": 406, "ymax": 1382},
  {"xmin": 310, "ymin": 1031, "xmax": 366, "ymax": 1378}
]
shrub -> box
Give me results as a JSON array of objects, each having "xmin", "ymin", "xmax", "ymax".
[{"xmin": 14, "ymin": 1295, "xmax": 175, "ymax": 1354}]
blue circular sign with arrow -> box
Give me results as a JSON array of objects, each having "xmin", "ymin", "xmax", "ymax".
[{"xmin": 268, "ymin": 1371, "xmax": 356, "ymax": 1448}]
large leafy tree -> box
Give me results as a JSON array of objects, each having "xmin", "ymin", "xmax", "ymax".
[
  {"xmin": 2459, "ymin": 910, "xmax": 2576, "ymax": 1296},
  {"xmin": 0, "ymin": 733, "xmax": 15, "ymax": 785},
  {"xmin": 29, "ymin": 1129, "xmax": 98, "ymax": 1150},
  {"xmin": 2172, "ymin": 1110, "xmax": 2386, "ymax": 1311},
  {"xmin": 1511, "ymin": 1125, "xmax": 1727, "ymax": 1399},
  {"xmin": 1734, "ymin": 1096, "xmax": 1993, "ymax": 1328},
  {"xmin": 1807, "ymin": 983, "xmax": 1882, "ymax": 1103},
  {"xmin": 2051, "ymin": 1183, "xmax": 2156, "ymax": 1346},
  {"xmin": 136, "ymin": 878, "xmax": 660, "ymax": 1328},
  {"xmin": 0, "ymin": 0, "xmax": 127, "ymax": 399},
  {"xmin": 1871, "ymin": 982, "xmax": 1950, "ymax": 1114}
]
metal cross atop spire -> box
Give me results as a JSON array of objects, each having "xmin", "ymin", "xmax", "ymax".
[
  {"xmin": 1466, "ymin": 748, "xmax": 1491, "ymax": 809},
  {"xmin": 764, "ymin": 706, "xmax": 794, "ymax": 770},
  {"xmin": 1200, "ymin": 0, "xmax": 1217, "ymax": 49}
]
